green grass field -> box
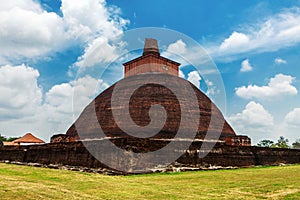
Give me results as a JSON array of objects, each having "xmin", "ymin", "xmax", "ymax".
[{"xmin": 0, "ymin": 163, "xmax": 299, "ymax": 200}]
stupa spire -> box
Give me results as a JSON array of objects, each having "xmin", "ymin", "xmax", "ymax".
[{"xmin": 143, "ymin": 38, "xmax": 160, "ymax": 56}]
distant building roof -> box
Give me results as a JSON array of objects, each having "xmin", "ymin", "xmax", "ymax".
[{"xmin": 12, "ymin": 133, "xmax": 45, "ymax": 144}]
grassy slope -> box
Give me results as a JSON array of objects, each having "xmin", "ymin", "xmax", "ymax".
[{"xmin": 0, "ymin": 163, "xmax": 299, "ymax": 200}]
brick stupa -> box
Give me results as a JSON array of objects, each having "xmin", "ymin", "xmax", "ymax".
[{"xmin": 51, "ymin": 38, "xmax": 250, "ymax": 147}]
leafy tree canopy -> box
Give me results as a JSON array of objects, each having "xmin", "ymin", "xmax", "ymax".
[
  {"xmin": 292, "ymin": 139, "xmax": 300, "ymax": 149},
  {"xmin": 257, "ymin": 139, "xmax": 274, "ymax": 147},
  {"xmin": 0, "ymin": 134, "xmax": 20, "ymax": 142},
  {"xmin": 257, "ymin": 136, "xmax": 291, "ymax": 148},
  {"xmin": 270, "ymin": 136, "xmax": 290, "ymax": 148}
]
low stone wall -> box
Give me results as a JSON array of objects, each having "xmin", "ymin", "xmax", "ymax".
[{"xmin": 0, "ymin": 140, "xmax": 299, "ymax": 173}]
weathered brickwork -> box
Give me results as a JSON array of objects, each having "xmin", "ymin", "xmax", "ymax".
[
  {"xmin": 1, "ymin": 140, "xmax": 299, "ymax": 174},
  {"xmin": 64, "ymin": 74, "xmax": 238, "ymax": 144},
  {"xmin": 123, "ymin": 38, "xmax": 180, "ymax": 77}
]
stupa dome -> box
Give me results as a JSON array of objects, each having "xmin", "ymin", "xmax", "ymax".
[
  {"xmin": 66, "ymin": 73, "xmax": 235, "ymax": 142},
  {"xmin": 51, "ymin": 38, "xmax": 250, "ymax": 148}
]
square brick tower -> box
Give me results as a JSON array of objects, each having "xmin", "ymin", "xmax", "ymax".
[{"xmin": 123, "ymin": 38, "xmax": 180, "ymax": 77}]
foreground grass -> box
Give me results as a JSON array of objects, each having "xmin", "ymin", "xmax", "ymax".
[{"xmin": 0, "ymin": 163, "xmax": 299, "ymax": 200}]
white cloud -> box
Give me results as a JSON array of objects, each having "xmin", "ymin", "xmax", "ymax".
[
  {"xmin": 220, "ymin": 32, "xmax": 250, "ymax": 52},
  {"xmin": 0, "ymin": 0, "xmax": 128, "ymax": 64},
  {"xmin": 240, "ymin": 59, "xmax": 253, "ymax": 72},
  {"xmin": 229, "ymin": 101, "xmax": 274, "ymax": 127},
  {"xmin": 0, "ymin": 64, "xmax": 42, "ymax": 119},
  {"xmin": 166, "ymin": 39, "xmax": 187, "ymax": 55},
  {"xmin": 61, "ymin": 0, "xmax": 128, "ymax": 42},
  {"xmin": 162, "ymin": 40, "xmax": 214, "ymax": 70},
  {"xmin": 0, "ymin": 64, "xmax": 46, "ymax": 139},
  {"xmin": 162, "ymin": 39, "xmax": 189, "ymax": 67},
  {"xmin": 0, "ymin": 1, "xmax": 41, "ymax": 12},
  {"xmin": 228, "ymin": 101, "xmax": 274, "ymax": 143},
  {"xmin": 209, "ymin": 8, "xmax": 300, "ymax": 61},
  {"xmin": 284, "ymin": 108, "xmax": 300, "ymax": 127},
  {"xmin": 65, "ymin": 0, "xmax": 129, "ymax": 69},
  {"xmin": 274, "ymin": 58, "xmax": 287, "ymax": 64},
  {"xmin": 178, "ymin": 69, "xmax": 185, "ymax": 78},
  {"xmin": 0, "ymin": 64, "xmax": 108, "ymax": 141},
  {"xmin": 236, "ymin": 74, "xmax": 297, "ymax": 100},
  {"xmin": 75, "ymin": 37, "xmax": 120, "ymax": 68},
  {"xmin": 0, "ymin": 2, "xmax": 66, "ymax": 62},
  {"xmin": 187, "ymin": 71, "xmax": 201, "ymax": 88},
  {"xmin": 205, "ymin": 79, "xmax": 220, "ymax": 97},
  {"xmin": 44, "ymin": 75, "xmax": 109, "ymax": 131}
]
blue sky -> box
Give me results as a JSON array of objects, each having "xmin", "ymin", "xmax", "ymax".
[{"xmin": 0, "ymin": 0, "xmax": 300, "ymax": 144}]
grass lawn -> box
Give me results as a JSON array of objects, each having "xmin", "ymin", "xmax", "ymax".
[{"xmin": 0, "ymin": 163, "xmax": 299, "ymax": 200}]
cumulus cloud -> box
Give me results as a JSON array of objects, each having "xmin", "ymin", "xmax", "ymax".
[
  {"xmin": 209, "ymin": 8, "xmax": 300, "ymax": 61},
  {"xmin": 220, "ymin": 32, "xmax": 250, "ymax": 52},
  {"xmin": 61, "ymin": 0, "xmax": 128, "ymax": 41},
  {"xmin": 45, "ymin": 75, "xmax": 109, "ymax": 116},
  {"xmin": 166, "ymin": 39, "xmax": 187, "ymax": 55},
  {"xmin": 228, "ymin": 101, "xmax": 274, "ymax": 143},
  {"xmin": 0, "ymin": 64, "xmax": 45, "ymax": 138},
  {"xmin": 61, "ymin": 0, "xmax": 128, "ymax": 69},
  {"xmin": 0, "ymin": 64, "xmax": 42, "ymax": 119},
  {"xmin": 163, "ymin": 39, "xmax": 189, "ymax": 67},
  {"xmin": 0, "ymin": 1, "xmax": 66, "ymax": 62},
  {"xmin": 229, "ymin": 101, "xmax": 274, "ymax": 127},
  {"xmin": 284, "ymin": 108, "xmax": 300, "ymax": 127},
  {"xmin": 0, "ymin": 64, "xmax": 108, "ymax": 140},
  {"xmin": 44, "ymin": 75, "xmax": 109, "ymax": 131},
  {"xmin": 240, "ymin": 59, "xmax": 253, "ymax": 72},
  {"xmin": 0, "ymin": 1, "xmax": 41, "ymax": 11},
  {"xmin": 274, "ymin": 58, "xmax": 287, "ymax": 64},
  {"xmin": 75, "ymin": 37, "xmax": 120, "ymax": 68},
  {"xmin": 235, "ymin": 74, "xmax": 297, "ymax": 100},
  {"xmin": 0, "ymin": 0, "xmax": 128, "ymax": 64},
  {"xmin": 187, "ymin": 71, "xmax": 201, "ymax": 88}
]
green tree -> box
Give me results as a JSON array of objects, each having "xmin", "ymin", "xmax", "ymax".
[
  {"xmin": 292, "ymin": 139, "xmax": 300, "ymax": 149},
  {"xmin": 0, "ymin": 134, "xmax": 20, "ymax": 142},
  {"xmin": 6, "ymin": 137, "xmax": 20, "ymax": 142},
  {"xmin": 257, "ymin": 139, "xmax": 274, "ymax": 147},
  {"xmin": 0, "ymin": 134, "xmax": 7, "ymax": 142},
  {"xmin": 270, "ymin": 136, "xmax": 290, "ymax": 148}
]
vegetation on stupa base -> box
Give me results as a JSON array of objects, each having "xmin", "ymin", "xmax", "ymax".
[
  {"xmin": 0, "ymin": 163, "xmax": 299, "ymax": 199},
  {"xmin": 257, "ymin": 136, "xmax": 300, "ymax": 149}
]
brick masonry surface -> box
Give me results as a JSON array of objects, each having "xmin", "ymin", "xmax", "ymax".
[{"xmin": 1, "ymin": 140, "xmax": 299, "ymax": 174}]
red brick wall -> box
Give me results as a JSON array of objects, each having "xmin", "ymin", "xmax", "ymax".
[
  {"xmin": 225, "ymin": 136, "xmax": 251, "ymax": 146},
  {"xmin": 124, "ymin": 55, "xmax": 179, "ymax": 77},
  {"xmin": 1, "ymin": 140, "xmax": 300, "ymax": 173}
]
